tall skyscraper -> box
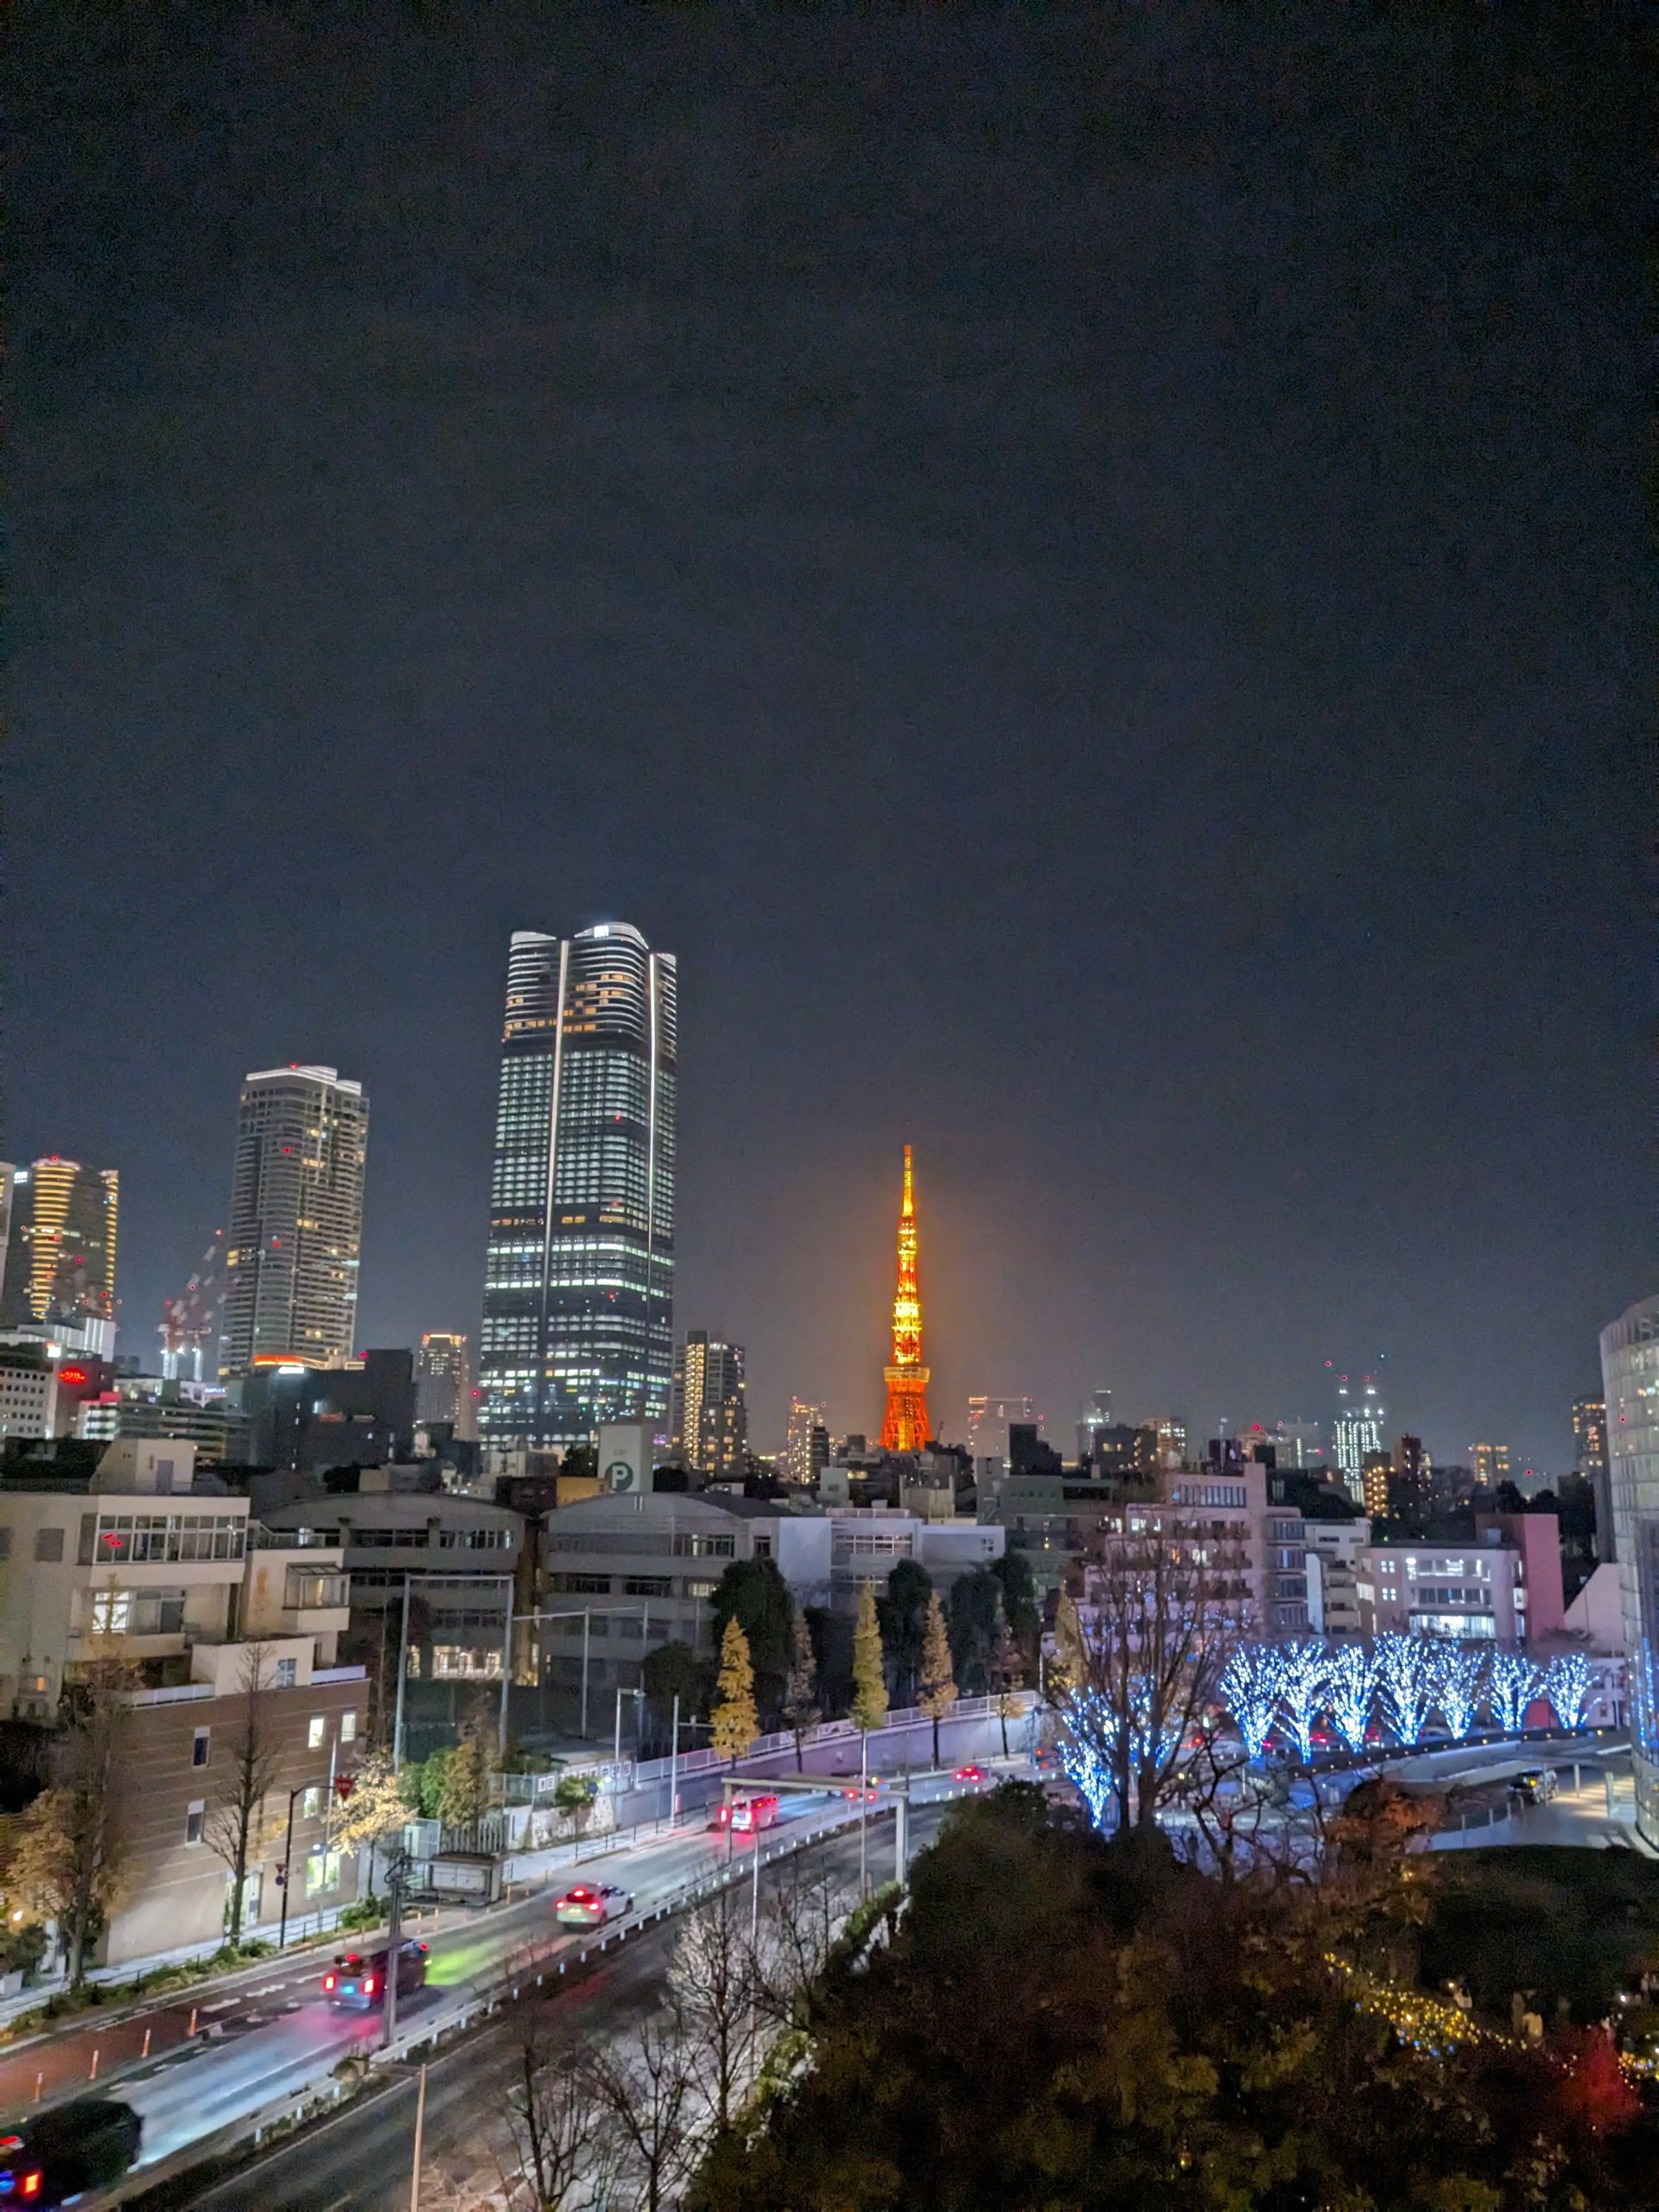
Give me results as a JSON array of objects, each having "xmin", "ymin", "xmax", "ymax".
[
  {"xmin": 479, "ymin": 924, "xmax": 677, "ymax": 1452},
  {"xmin": 416, "ymin": 1332, "xmax": 476, "ymax": 1439},
  {"xmin": 784, "ymin": 1396, "xmax": 829, "ymax": 1486},
  {"xmin": 0, "ymin": 1158, "xmax": 120, "ymax": 1347},
  {"xmin": 1572, "ymin": 1395, "xmax": 1608, "ymax": 1477},
  {"xmin": 1601, "ymin": 1295, "xmax": 1659, "ymax": 1844},
  {"xmin": 671, "ymin": 1332, "xmax": 747, "ymax": 1478},
  {"xmin": 1332, "ymin": 1373, "xmax": 1385, "ymax": 1503},
  {"xmin": 878, "ymin": 1145, "xmax": 931, "ymax": 1452},
  {"xmin": 219, "ymin": 1065, "xmax": 368, "ymax": 1378}
]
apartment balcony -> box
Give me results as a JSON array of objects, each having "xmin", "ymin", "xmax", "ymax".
[{"xmin": 281, "ymin": 1566, "xmax": 351, "ymax": 1636}]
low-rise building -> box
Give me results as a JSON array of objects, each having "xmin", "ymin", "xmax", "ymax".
[
  {"xmin": 75, "ymin": 1375, "xmax": 250, "ymax": 1466},
  {"xmin": 0, "ymin": 1342, "xmax": 60, "ymax": 1443},
  {"xmin": 1356, "ymin": 1513, "xmax": 1564, "ymax": 1643},
  {"xmin": 0, "ymin": 1436, "xmax": 365, "ymax": 1961},
  {"xmin": 1303, "ymin": 1516, "xmax": 1371, "ymax": 1637}
]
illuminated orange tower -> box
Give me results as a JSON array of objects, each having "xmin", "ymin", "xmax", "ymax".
[{"xmin": 879, "ymin": 1144, "xmax": 931, "ymax": 1451}]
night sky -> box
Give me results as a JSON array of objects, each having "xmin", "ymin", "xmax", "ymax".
[{"xmin": 10, "ymin": 3, "xmax": 1648, "ymax": 1472}]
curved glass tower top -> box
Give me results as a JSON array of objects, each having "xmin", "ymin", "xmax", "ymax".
[{"xmin": 480, "ymin": 924, "xmax": 677, "ymax": 1452}]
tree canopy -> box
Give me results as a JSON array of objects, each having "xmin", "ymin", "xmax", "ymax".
[
  {"xmin": 696, "ymin": 1788, "xmax": 1659, "ymax": 2211},
  {"xmin": 876, "ymin": 1558, "xmax": 932, "ymax": 1703},
  {"xmin": 710, "ymin": 1556, "xmax": 795, "ymax": 1723}
]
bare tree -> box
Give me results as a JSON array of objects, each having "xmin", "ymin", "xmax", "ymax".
[
  {"xmin": 8, "ymin": 1652, "xmax": 135, "ymax": 1987},
  {"xmin": 579, "ymin": 2003, "xmax": 699, "ymax": 2212},
  {"xmin": 667, "ymin": 1884, "xmax": 758, "ymax": 2133},
  {"xmin": 1059, "ymin": 1522, "xmax": 1243, "ymax": 1834},
  {"xmin": 752, "ymin": 1855, "xmax": 857, "ymax": 2037},
  {"xmin": 497, "ymin": 2020, "xmax": 618, "ymax": 2212},
  {"xmin": 207, "ymin": 1640, "xmax": 283, "ymax": 1941}
]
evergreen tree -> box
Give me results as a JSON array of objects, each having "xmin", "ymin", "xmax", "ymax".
[
  {"xmin": 876, "ymin": 1558, "xmax": 933, "ymax": 1705},
  {"xmin": 849, "ymin": 1580, "xmax": 889, "ymax": 1735},
  {"xmin": 781, "ymin": 1609, "xmax": 820, "ymax": 1770},
  {"xmin": 710, "ymin": 1618, "xmax": 760, "ymax": 1764},
  {"xmin": 918, "ymin": 1587, "xmax": 958, "ymax": 1765},
  {"xmin": 436, "ymin": 1694, "xmax": 498, "ymax": 1829},
  {"xmin": 991, "ymin": 1602, "xmax": 1025, "ymax": 1756}
]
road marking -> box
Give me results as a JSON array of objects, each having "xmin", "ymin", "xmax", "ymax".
[{"xmin": 200, "ymin": 1999, "xmax": 238, "ymax": 2014}]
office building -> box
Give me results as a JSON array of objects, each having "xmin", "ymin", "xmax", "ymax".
[
  {"xmin": 878, "ymin": 1146, "xmax": 931, "ymax": 1451},
  {"xmin": 1357, "ymin": 1511, "xmax": 1564, "ymax": 1645},
  {"xmin": 0, "ymin": 1343, "xmax": 60, "ymax": 1442},
  {"xmin": 479, "ymin": 924, "xmax": 677, "ymax": 1455},
  {"xmin": 1360, "ymin": 1452, "xmax": 1393, "ymax": 1519},
  {"xmin": 416, "ymin": 1332, "xmax": 476, "ymax": 1439},
  {"xmin": 1074, "ymin": 1388, "xmax": 1114, "ymax": 1460},
  {"xmin": 1468, "ymin": 1441, "xmax": 1510, "ymax": 1489},
  {"xmin": 1602, "ymin": 1295, "xmax": 1659, "ymax": 1843},
  {"xmin": 670, "ymin": 1332, "xmax": 747, "ymax": 1479},
  {"xmin": 1332, "ymin": 1374, "xmax": 1385, "ymax": 1503},
  {"xmin": 219, "ymin": 1066, "xmax": 368, "ymax": 1377},
  {"xmin": 1145, "ymin": 1415, "xmax": 1188, "ymax": 1465},
  {"xmin": 783, "ymin": 1397, "xmax": 829, "ymax": 1487},
  {"xmin": 240, "ymin": 1349, "xmax": 416, "ymax": 1474},
  {"xmin": 0, "ymin": 1159, "xmax": 120, "ymax": 1356},
  {"xmin": 75, "ymin": 1375, "xmax": 249, "ymax": 1466},
  {"xmin": 965, "ymin": 1394, "xmax": 1038, "ymax": 1465}
]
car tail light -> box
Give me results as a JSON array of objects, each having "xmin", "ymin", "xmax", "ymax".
[
  {"xmin": 715, "ymin": 1805, "xmax": 731, "ymax": 1825},
  {"xmin": 324, "ymin": 1974, "xmax": 336, "ymax": 1990},
  {"xmin": 364, "ymin": 1976, "xmax": 377, "ymax": 1996},
  {"xmin": 21, "ymin": 2177, "xmax": 41, "ymax": 2202}
]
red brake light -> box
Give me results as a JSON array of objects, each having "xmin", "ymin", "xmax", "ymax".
[
  {"xmin": 323, "ymin": 1974, "xmax": 336, "ymax": 1989},
  {"xmin": 0, "ymin": 2136, "xmax": 22, "ymax": 2152},
  {"xmin": 363, "ymin": 1975, "xmax": 377, "ymax": 1996},
  {"xmin": 22, "ymin": 2177, "xmax": 43, "ymax": 2201}
]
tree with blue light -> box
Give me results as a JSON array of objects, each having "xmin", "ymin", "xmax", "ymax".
[
  {"xmin": 1545, "ymin": 1649, "xmax": 1593, "ymax": 1731},
  {"xmin": 1485, "ymin": 1649, "xmax": 1541, "ymax": 1735},
  {"xmin": 1219, "ymin": 1643, "xmax": 1284, "ymax": 1764},
  {"xmin": 1275, "ymin": 1638, "xmax": 1331, "ymax": 1764},
  {"xmin": 1427, "ymin": 1639, "xmax": 1485, "ymax": 1740},
  {"xmin": 1375, "ymin": 1632, "xmax": 1433, "ymax": 1747},
  {"xmin": 1326, "ymin": 1643, "xmax": 1377, "ymax": 1753}
]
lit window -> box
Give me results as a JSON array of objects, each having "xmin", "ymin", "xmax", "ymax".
[
  {"xmin": 184, "ymin": 1800, "xmax": 206, "ymax": 1846},
  {"xmin": 340, "ymin": 1711, "xmax": 358, "ymax": 1743},
  {"xmin": 308, "ymin": 1715, "xmax": 326, "ymax": 1749},
  {"xmin": 302, "ymin": 1785, "xmax": 323, "ymax": 1820}
]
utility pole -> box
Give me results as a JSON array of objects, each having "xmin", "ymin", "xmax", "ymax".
[
  {"xmin": 858, "ymin": 1728, "xmax": 869, "ymax": 1898},
  {"xmin": 381, "ymin": 1848, "xmax": 408, "ymax": 2052},
  {"xmin": 393, "ymin": 1574, "xmax": 412, "ymax": 1771}
]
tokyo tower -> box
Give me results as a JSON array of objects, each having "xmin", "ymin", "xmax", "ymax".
[{"xmin": 878, "ymin": 1144, "xmax": 932, "ymax": 1451}]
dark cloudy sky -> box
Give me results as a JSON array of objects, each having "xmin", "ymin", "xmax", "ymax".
[{"xmin": 10, "ymin": 3, "xmax": 1648, "ymax": 1471}]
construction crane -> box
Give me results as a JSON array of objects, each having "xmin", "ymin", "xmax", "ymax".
[{"xmin": 159, "ymin": 1234, "xmax": 225, "ymax": 1382}]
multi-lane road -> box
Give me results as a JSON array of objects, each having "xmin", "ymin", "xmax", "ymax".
[
  {"xmin": 1, "ymin": 1721, "xmax": 1017, "ymax": 2206},
  {"xmin": 172, "ymin": 1807, "xmax": 946, "ymax": 2212}
]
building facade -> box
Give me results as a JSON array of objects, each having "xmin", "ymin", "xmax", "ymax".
[
  {"xmin": 0, "ymin": 1159, "xmax": 120, "ymax": 1347},
  {"xmin": 1332, "ymin": 1375, "xmax": 1384, "ymax": 1504},
  {"xmin": 479, "ymin": 925, "xmax": 677, "ymax": 1455},
  {"xmin": 783, "ymin": 1397, "xmax": 829, "ymax": 1488},
  {"xmin": 219, "ymin": 1066, "xmax": 369, "ymax": 1377},
  {"xmin": 416, "ymin": 1332, "xmax": 476, "ymax": 1439},
  {"xmin": 0, "ymin": 1343, "xmax": 60, "ymax": 1443},
  {"xmin": 1302, "ymin": 1517, "xmax": 1370, "ymax": 1637},
  {"xmin": 670, "ymin": 1332, "xmax": 747, "ymax": 1478},
  {"xmin": 1470, "ymin": 1441, "xmax": 1512, "ymax": 1490},
  {"xmin": 75, "ymin": 1376, "xmax": 249, "ymax": 1466},
  {"xmin": 1602, "ymin": 1295, "xmax": 1659, "ymax": 1844}
]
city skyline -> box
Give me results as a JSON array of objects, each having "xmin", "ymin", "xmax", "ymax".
[{"xmin": 10, "ymin": 6, "xmax": 1644, "ymax": 1478}]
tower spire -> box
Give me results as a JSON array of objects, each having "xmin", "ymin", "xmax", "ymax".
[{"xmin": 879, "ymin": 1142, "xmax": 931, "ymax": 1451}]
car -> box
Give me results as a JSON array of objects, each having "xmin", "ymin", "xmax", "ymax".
[
  {"xmin": 841, "ymin": 1783, "xmax": 879, "ymax": 1802},
  {"xmin": 1514, "ymin": 1769, "xmax": 1558, "ymax": 1805},
  {"xmin": 712, "ymin": 1793, "xmax": 779, "ymax": 1834},
  {"xmin": 324, "ymin": 1938, "xmax": 428, "ymax": 2011},
  {"xmin": 0, "ymin": 2097, "xmax": 143, "ymax": 2207},
  {"xmin": 555, "ymin": 1882, "xmax": 635, "ymax": 1928},
  {"xmin": 953, "ymin": 1764, "xmax": 986, "ymax": 1785}
]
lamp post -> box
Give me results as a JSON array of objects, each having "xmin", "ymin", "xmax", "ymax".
[
  {"xmin": 510, "ymin": 1604, "xmax": 655, "ymax": 1740},
  {"xmin": 276, "ymin": 1777, "xmax": 330, "ymax": 1950}
]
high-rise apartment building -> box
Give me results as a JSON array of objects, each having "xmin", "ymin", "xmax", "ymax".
[
  {"xmin": 0, "ymin": 1158, "xmax": 120, "ymax": 1344},
  {"xmin": 479, "ymin": 924, "xmax": 677, "ymax": 1453},
  {"xmin": 416, "ymin": 1332, "xmax": 476, "ymax": 1438},
  {"xmin": 784, "ymin": 1397, "xmax": 829, "ymax": 1487},
  {"xmin": 1572, "ymin": 1394, "xmax": 1612, "ymax": 1565},
  {"xmin": 219, "ymin": 1066, "xmax": 368, "ymax": 1378},
  {"xmin": 1470, "ymin": 1441, "xmax": 1511, "ymax": 1490},
  {"xmin": 671, "ymin": 1332, "xmax": 747, "ymax": 1478}
]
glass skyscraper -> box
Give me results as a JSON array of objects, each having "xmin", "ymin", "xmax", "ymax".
[
  {"xmin": 219, "ymin": 1065, "xmax": 368, "ymax": 1376},
  {"xmin": 479, "ymin": 924, "xmax": 677, "ymax": 1452},
  {"xmin": 1602, "ymin": 1294, "xmax": 1659, "ymax": 1844}
]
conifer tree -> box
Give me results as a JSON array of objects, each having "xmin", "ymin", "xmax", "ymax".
[
  {"xmin": 918, "ymin": 1587, "xmax": 959, "ymax": 1765},
  {"xmin": 711, "ymin": 1618, "xmax": 760, "ymax": 1764},
  {"xmin": 781, "ymin": 1610, "xmax": 821, "ymax": 1770},
  {"xmin": 849, "ymin": 1580, "xmax": 889, "ymax": 1735}
]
